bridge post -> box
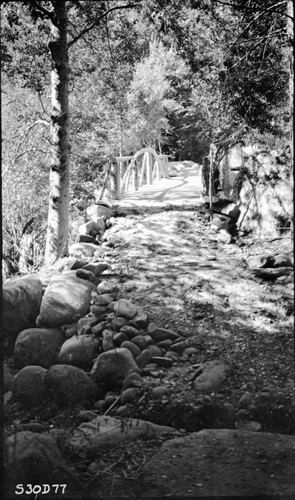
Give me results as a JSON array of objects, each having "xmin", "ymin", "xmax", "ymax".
[
  {"xmin": 114, "ymin": 160, "xmax": 121, "ymax": 199},
  {"xmin": 147, "ymin": 151, "xmax": 153, "ymax": 185}
]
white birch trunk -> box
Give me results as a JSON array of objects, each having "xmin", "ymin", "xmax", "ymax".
[{"xmin": 45, "ymin": 1, "xmax": 70, "ymax": 264}]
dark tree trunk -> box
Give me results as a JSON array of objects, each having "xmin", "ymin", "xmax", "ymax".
[{"xmin": 45, "ymin": 0, "xmax": 70, "ymax": 264}]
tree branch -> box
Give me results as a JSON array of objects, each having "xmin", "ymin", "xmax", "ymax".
[
  {"xmin": 222, "ymin": 1, "xmax": 289, "ymax": 60},
  {"xmin": 68, "ymin": 3, "xmax": 137, "ymax": 48}
]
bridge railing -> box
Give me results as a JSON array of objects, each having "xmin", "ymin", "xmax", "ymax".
[{"xmin": 113, "ymin": 147, "xmax": 169, "ymax": 199}]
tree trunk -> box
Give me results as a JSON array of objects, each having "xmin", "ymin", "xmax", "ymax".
[
  {"xmin": 287, "ymin": 0, "xmax": 293, "ymax": 247},
  {"xmin": 45, "ymin": 0, "xmax": 70, "ymax": 264}
]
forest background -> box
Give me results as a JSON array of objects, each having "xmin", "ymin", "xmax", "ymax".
[{"xmin": 1, "ymin": 0, "xmax": 293, "ymax": 274}]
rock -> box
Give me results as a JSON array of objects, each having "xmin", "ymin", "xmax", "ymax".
[
  {"xmin": 91, "ymin": 348, "xmax": 141, "ymax": 390},
  {"xmin": 79, "ymin": 220, "xmax": 104, "ymax": 237},
  {"xmin": 68, "ymin": 258, "xmax": 89, "ymax": 270},
  {"xmin": 12, "ymin": 366, "xmax": 47, "ymax": 408},
  {"xmin": 3, "ymin": 276, "xmax": 42, "ymax": 353},
  {"xmin": 91, "ymin": 322, "xmax": 106, "ymax": 336},
  {"xmin": 58, "ymin": 335, "xmax": 101, "ymax": 368},
  {"xmin": 194, "ymin": 361, "xmax": 230, "ymax": 393},
  {"xmin": 77, "ymin": 410, "xmax": 98, "ymax": 423},
  {"xmin": 216, "ymin": 229, "xmax": 232, "ymax": 244},
  {"xmin": 113, "ymin": 331, "xmax": 129, "ymax": 346},
  {"xmin": 211, "ymin": 214, "xmax": 230, "ymax": 232},
  {"xmin": 68, "ymin": 416, "xmax": 177, "ymax": 456},
  {"xmin": 92, "ymin": 293, "xmax": 113, "ymax": 306},
  {"xmin": 272, "ymin": 254, "xmax": 293, "ymax": 268},
  {"xmin": 76, "ymin": 268, "xmax": 97, "ymax": 282},
  {"xmin": 97, "ymin": 281, "xmax": 119, "ymax": 296},
  {"xmin": 131, "ymin": 335, "xmax": 148, "ymax": 350},
  {"xmin": 45, "ymin": 365, "xmax": 98, "ymax": 407},
  {"xmin": 146, "ymin": 345, "xmax": 163, "ymax": 357},
  {"xmin": 20, "ymin": 423, "xmax": 49, "ymax": 433},
  {"xmin": 102, "ymin": 329, "xmax": 115, "ymax": 351},
  {"xmin": 141, "ymin": 429, "xmax": 295, "ymax": 497},
  {"xmin": 122, "ymin": 372, "xmax": 144, "ymax": 390},
  {"xmin": 147, "ymin": 322, "xmax": 158, "ymax": 335},
  {"xmin": 135, "ymin": 349, "xmax": 152, "ymax": 368},
  {"xmin": 114, "ymin": 405, "xmax": 128, "ymax": 417},
  {"xmin": 150, "ymin": 327, "xmax": 180, "ymax": 343},
  {"xmin": 246, "ymin": 254, "xmax": 273, "ymax": 269},
  {"xmin": 236, "ymin": 420, "xmax": 262, "ymax": 432},
  {"xmin": 120, "ymin": 388, "xmax": 141, "ymax": 405},
  {"xmin": 14, "ymin": 328, "xmax": 63, "ymax": 369},
  {"xmin": 113, "ymin": 299, "xmax": 138, "ymax": 319},
  {"xmin": 183, "ymin": 347, "xmax": 198, "ymax": 356},
  {"xmin": 77, "ymin": 316, "xmax": 99, "ymax": 335},
  {"xmin": 238, "ymin": 392, "xmax": 253, "ymax": 408},
  {"xmin": 5, "ymin": 431, "xmax": 65, "ymax": 486},
  {"xmin": 130, "ymin": 307, "xmax": 149, "ymax": 329},
  {"xmin": 151, "ymin": 356, "xmax": 174, "ymax": 368},
  {"xmin": 83, "ymin": 262, "xmax": 111, "ymax": 275},
  {"xmin": 150, "ymin": 386, "xmax": 170, "ymax": 400},
  {"xmin": 120, "ymin": 325, "xmax": 139, "ymax": 339},
  {"xmin": 69, "ymin": 242, "xmax": 99, "ymax": 258},
  {"xmin": 142, "ymin": 334, "xmax": 153, "ymax": 346},
  {"xmin": 111, "ymin": 316, "xmax": 129, "ymax": 331},
  {"xmin": 65, "ymin": 322, "xmax": 78, "ymax": 339},
  {"xmin": 169, "ymin": 340, "xmax": 188, "ymax": 353},
  {"xmin": 86, "ymin": 203, "xmax": 113, "ymax": 221},
  {"xmin": 121, "ymin": 340, "xmax": 141, "ymax": 358},
  {"xmin": 90, "ymin": 305, "xmax": 108, "ymax": 318},
  {"xmin": 165, "ymin": 351, "xmax": 179, "ymax": 362},
  {"xmin": 157, "ymin": 339, "xmax": 173, "ymax": 350},
  {"xmin": 36, "ymin": 271, "xmax": 96, "ymax": 328}
]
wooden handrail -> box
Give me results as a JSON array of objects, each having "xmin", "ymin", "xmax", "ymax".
[{"xmin": 113, "ymin": 147, "xmax": 169, "ymax": 199}]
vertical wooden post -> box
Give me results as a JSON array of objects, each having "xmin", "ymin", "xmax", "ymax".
[
  {"xmin": 222, "ymin": 147, "xmax": 230, "ymax": 196},
  {"xmin": 134, "ymin": 160, "xmax": 139, "ymax": 190},
  {"xmin": 147, "ymin": 152, "xmax": 152, "ymax": 185},
  {"xmin": 114, "ymin": 160, "xmax": 121, "ymax": 199}
]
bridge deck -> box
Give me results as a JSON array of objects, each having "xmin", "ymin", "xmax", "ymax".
[{"xmin": 115, "ymin": 164, "xmax": 203, "ymax": 209}]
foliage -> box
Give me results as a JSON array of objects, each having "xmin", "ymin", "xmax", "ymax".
[{"xmin": 2, "ymin": 78, "xmax": 50, "ymax": 272}]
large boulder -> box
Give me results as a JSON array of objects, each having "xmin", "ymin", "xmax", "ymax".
[
  {"xmin": 68, "ymin": 242, "xmax": 99, "ymax": 258},
  {"xmin": 11, "ymin": 366, "xmax": 47, "ymax": 408},
  {"xmin": 86, "ymin": 202, "xmax": 113, "ymax": 221},
  {"xmin": 5, "ymin": 431, "xmax": 65, "ymax": 487},
  {"xmin": 14, "ymin": 328, "xmax": 63, "ymax": 369},
  {"xmin": 68, "ymin": 416, "xmax": 177, "ymax": 457},
  {"xmin": 45, "ymin": 364, "xmax": 98, "ymax": 407},
  {"xmin": 237, "ymin": 177, "xmax": 292, "ymax": 237},
  {"xmin": 58, "ymin": 334, "xmax": 101, "ymax": 368},
  {"xmin": 91, "ymin": 347, "xmax": 140, "ymax": 390},
  {"xmin": 3, "ymin": 275, "xmax": 43, "ymax": 353},
  {"xmin": 141, "ymin": 429, "xmax": 295, "ymax": 497},
  {"xmin": 36, "ymin": 271, "xmax": 96, "ymax": 328}
]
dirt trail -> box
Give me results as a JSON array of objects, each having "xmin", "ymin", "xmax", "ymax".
[
  {"xmin": 96, "ymin": 206, "xmax": 294, "ymax": 430},
  {"xmin": 87, "ymin": 203, "xmax": 294, "ymax": 498}
]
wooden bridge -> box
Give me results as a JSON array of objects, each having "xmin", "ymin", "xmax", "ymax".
[
  {"xmin": 111, "ymin": 147, "xmax": 203, "ymax": 208},
  {"xmin": 113, "ymin": 147, "xmax": 169, "ymax": 199}
]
